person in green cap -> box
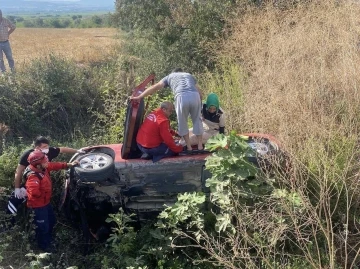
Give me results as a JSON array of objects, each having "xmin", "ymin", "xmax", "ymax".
[{"xmin": 180, "ymin": 93, "xmax": 225, "ymax": 148}]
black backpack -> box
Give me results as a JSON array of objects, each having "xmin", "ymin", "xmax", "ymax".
[{"xmin": 6, "ymin": 168, "xmax": 44, "ymax": 215}]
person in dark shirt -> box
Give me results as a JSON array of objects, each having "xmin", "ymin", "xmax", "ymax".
[{"xmin": 13, "ymin": 136, "xmax": 86, "ymax": 199}]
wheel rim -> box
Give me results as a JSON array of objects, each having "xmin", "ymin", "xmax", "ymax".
[
  {"xmin": 248, "ymin": 142, "xmax": 269, "ymax": 155},
  {"xmin": 79, "ymin": 154, "xmax": 109, "ymax": 170}
]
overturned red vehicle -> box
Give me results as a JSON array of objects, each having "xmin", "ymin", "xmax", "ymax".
[{"xmin": 60, "ymin": 74, "xmax": 283, "ymax": 241}]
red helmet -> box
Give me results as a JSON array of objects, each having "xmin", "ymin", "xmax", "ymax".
[{"xmin": 27, "ymin": 150, "xmax": 48, "ymax": 165}]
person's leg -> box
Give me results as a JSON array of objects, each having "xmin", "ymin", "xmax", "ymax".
[
  {"xmin": 0, "ymin": 44, "xmax": 5, "ymax": 73},
  {"xmin": 182, "ymin": 133, "xmax": 192, "ymax": 150},
  {"xmin": 2, "ymin": 42, "xmax": 14, "ymax": 71},
  {"xmin": 47, "ymin": 204, "xmax": 56, "ymax": 245},
  {"xmin": 188, "ymin": 92, "xmax": 204, "ymax": 150},
  {"xmin": 175, "ymin": 95, "xmax": 191, "ymax": 150},
  {"xmin": 147, "ymin": 143, "xmax": 177, "ymax": 162},
  {"xmin": 179, "ymin": 128, "xmax": 197, "ymax": 146},
  {"xmin": 33, "ymin": 206, "xmax": 51, "ymax": 251},
  {"xmin": 137, "ymin": 143, "xmax": 152, "ymax": 159}
]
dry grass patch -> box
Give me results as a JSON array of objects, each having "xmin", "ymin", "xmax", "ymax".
[
  {"xmin": 211, "ymin": 1, "xmax": 360, "ymax": 149},
  {"xmin": 10, "ymin": 28, "xmax": 121, "ymax": 66}
]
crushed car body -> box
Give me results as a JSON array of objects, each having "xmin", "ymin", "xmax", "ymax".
[{"xmin": 59, "ymin": 74, "xmax": 284, "ymax": 241}]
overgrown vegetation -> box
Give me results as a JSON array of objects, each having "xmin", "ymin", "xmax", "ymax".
[{"xmin": 1, "ymin": 0, "xmax": 360, "ymax": 268}]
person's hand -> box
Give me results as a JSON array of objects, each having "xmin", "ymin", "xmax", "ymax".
[
  {"xmin": 14, "ymin": 187, "xmax": 27, "ymax": 199},
  {"xmin": 129, "ymin": 95, "xmax": 142, "ymax": 101},
  {"xmin": 21, "ymin": 187, "xmax": 27, "ymax": 198},
  {"xmin": 67, "ymin": 160, "xmax": 80, "ymax": 168},
  {"xmin": 77, "ymin": 147, "xmax": 90, "ymax": 154}
]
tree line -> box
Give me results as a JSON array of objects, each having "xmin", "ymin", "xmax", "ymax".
[{"xmin": 6, "ymin": 13, "xmax": 114, "ymax": 28}]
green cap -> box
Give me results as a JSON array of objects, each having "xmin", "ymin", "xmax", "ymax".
[{"xmin": 206, "ymin": 93, "xmax": 219, "ymax": 112}]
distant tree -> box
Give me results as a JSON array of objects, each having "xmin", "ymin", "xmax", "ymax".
[
  {"xmin": 16, "ymin": 17, "xmax": 24, "ymax": 22},
  {"xmin": 72, "ymin": 15, "xmax": 78, "ymax": 20},
  {"xmin": 6, "ymin": 16, "xmax": 16, "ymax": 23},
  {"xmin": 23, "ymin": 20, "xmax": 35, "ymax": 27},
  {"xmin": 49, "ymin": 18, "xmax": 62, "ymax": 28},
  {"xmin": 74, "ymin": 18, "xmax": 81, "ymax": 26},
  {"xmin": 62, "ymin": 19, "xmax": 72, "ymax": 28},
  {"xmin": 102, "ymin": 13, "xmax": 113, "ymax": 27},
  {"xmin": 35, "ymin": 18, "xmax": 44, "ymax": 27},
  {"xmin": 91, "ymin": 15, "xmax": 103, "ymax": 25}
]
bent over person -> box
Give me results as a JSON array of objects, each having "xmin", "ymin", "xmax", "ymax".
[
  {"xmin": 0, "ymin": 9, "xmax": 15, "ymax": 72},
  {"xmin": 131, "ymin": 68, "xmax": 204, "ymax": 151},
  {"xmin": 25, "ymin": 150, "xmax": 78, "ymax": 252},
  {"xmin": 136, "ymin": 101, "xmax": 183, "ymax": 162}
]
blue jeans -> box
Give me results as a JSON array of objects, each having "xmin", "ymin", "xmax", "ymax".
[
  {"xmin": 137, "ymin": 143, "xmax": 178, "ymax": 162},
  {"xmin": 32, "ymin": 204, "xmax": 56, "ymax": 251},
  {"xmin": 0, "ymin": 41, "xmax": 14, "ymax": 72}
]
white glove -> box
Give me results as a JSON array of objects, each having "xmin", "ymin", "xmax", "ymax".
[
  {"xmin": 14, "ymin": 187, "xmax": 27, "ymax": 199},
  {"xmin": 21, "ymin": 187, "xmax": 27, "ymax": 198}
]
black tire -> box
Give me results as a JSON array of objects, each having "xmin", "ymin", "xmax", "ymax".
[{"xmin": 74, "ymin": 153, "xmax": 114, "ymax": 182}]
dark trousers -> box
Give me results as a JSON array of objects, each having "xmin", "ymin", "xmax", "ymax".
[
  {"xmin": 32, "ymin": 204, "xmax": 56, "ymax": 251},
  {"xmin": 137, "ymin": 143, "xmax": 177, "ymax": 162}
]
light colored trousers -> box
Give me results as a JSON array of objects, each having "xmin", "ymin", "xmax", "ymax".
[{"xmin": 174, "ymin": 91, "xmax": 203, "ymax": 136}]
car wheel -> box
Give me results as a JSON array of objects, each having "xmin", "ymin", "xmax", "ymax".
[{"xmin": 74, "ymin": 153, "xmax": 114, "ymax": 182}]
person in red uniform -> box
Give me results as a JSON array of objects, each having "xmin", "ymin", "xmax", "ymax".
[
  {"xmin": 136, "ymin": 101, "xmax": 183, "ymax": 162},
  {"xmin": 25, "ymin": 150, "xmax": 78, "ymax": 252}
]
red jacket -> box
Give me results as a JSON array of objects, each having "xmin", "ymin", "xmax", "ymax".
[
  {"xmin": 25, "ymin": 162, "xmax": 68, "ymax": 208},
  {"xmin": 136, "ymin": 108, "xmax": 183, "ymax": 153}
]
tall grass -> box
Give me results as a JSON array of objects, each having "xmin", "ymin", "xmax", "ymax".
[
  {"xmin": 197, "ymin": 1, "xmax": 360, "ymax": 267},
  {"xmin": 210, "ymin": 1, "xmax": 360, "ymax": 149}
]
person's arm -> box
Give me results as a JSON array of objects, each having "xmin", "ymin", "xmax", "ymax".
[
  {"xmin": 14, "ymin": 164, "xmax": 26, "ymax": 188},
  {"xmin": 59, "ymin": 147, "xmax": 89, "ymax": 154},
  {"xmin": 219, "ymin": 110, "xmax": 226, "ymax": 134},
  {"xmin": 47, "ymin": 161, "xmax": 79, "ymax": 172},
  {"xmin": 159, "ymin": 122, "xmax": 183, "ymax": 153},
  {"xmin": 7, "ymin": 20, "xmax": 15, "ymax": 35},
  {"xmin": 130, "ymin": 81, "xmax": 165, "ymax": 101},
  {"xmin": 169, "ymin": 129, "xmax": 180, "ymax": 138},
  {"xmin": 59, "ymin": 147, "xmax": 78, "ymax": 154}
]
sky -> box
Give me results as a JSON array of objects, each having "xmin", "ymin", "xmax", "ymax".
[{"xmin": 22, "ymin": 0, "xmax": 115, "ymax": 3}]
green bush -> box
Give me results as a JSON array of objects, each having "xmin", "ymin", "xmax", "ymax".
[
  {"xmin": 112, "ymin": 0, "xmax": 240, "ymax": 73},
  {"xmin": 0, "ymin": 55, "xmax": 104, "ymax": 141}
]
